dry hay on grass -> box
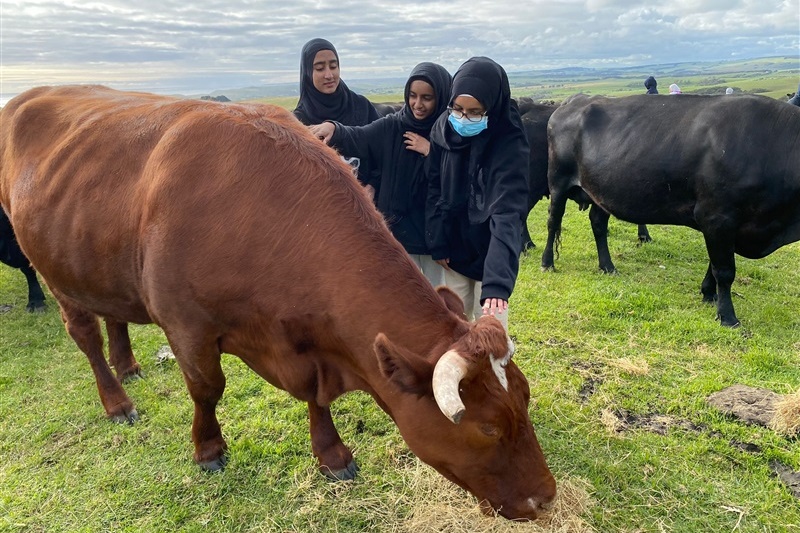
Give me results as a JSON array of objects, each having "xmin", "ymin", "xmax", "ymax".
[
  {"xmin": 280, "ymin": 458, "xmax": 594, "ymax": 532},
  {"xmin": 399, "ymin": 459, "xmax": 594, "ymax": 533},
  {"xmin": 606, "ymin": 357, "xmax": 649, "ymax": 376},
  {"xmin": 769, "ymin": 388, "xmax": 800, "ymax": 437}
]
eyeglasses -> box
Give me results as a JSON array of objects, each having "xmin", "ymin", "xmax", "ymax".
[{"xmin": 447, "ymin": 106, "xmax": 487, "ymax": 122}]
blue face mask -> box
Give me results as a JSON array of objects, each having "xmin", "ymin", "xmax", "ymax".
[{"xmin": 448, "ymin": 113, "xmax": 488, "ymax": 137}]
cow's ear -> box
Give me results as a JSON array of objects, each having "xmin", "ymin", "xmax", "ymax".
[
  {"xmin": 374, "ymin": 333, "xmax": 433, "ymax": 396},
  {"xmin": 436, "ymin": 286, "xmax": 466, "ymax": 319}
]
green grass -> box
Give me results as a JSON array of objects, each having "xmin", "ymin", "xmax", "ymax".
[{"xmin": 2, "ymin": 203, "xmax": 799, "ymax": 532}]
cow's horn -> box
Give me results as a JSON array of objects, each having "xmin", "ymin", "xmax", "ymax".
[{"xmin": 432, "ymin": 350, "xmax": 470, "ymax": 424}]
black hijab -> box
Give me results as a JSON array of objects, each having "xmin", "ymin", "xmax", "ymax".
[
  {"xmin": 645, "ymin": 76, "xmax": 658, "ymax": 94},
  {"xmin": 430, "ymin": 56, "xmax": 529, "ymax": 224},
  {"xmin": 376, "ymin": 62, "xmax": 452, "ymax": 216},
  {"xmin": 397, "ymin": 62, "xmax": 452, "ymax": 134},
  {"xmin": 293, "ymin": 38, "xmax": 378, "ymax": 126}
]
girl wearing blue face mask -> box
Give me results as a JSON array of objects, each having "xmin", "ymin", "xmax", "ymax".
[{"xmin": 425, "ymin": 57, "xmax": 530, "ymax": 330}]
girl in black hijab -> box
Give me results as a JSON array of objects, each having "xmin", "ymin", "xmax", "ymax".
[
  {"xmin": 425, "ymin": 57, "xmax": 529, "ymax": 329},
  {"xmin": 644, "ymin": 76, "xmax": 658, "ymax": 94},
  {"xmin": 293, "ymin": 38, "xmax": 379, "ymax": 126},
  {"xmin": 309, "ymin": 62, "xmax": 452, "ymax": 286}
]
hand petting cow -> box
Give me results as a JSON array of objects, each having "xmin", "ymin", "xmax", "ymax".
[
  {"xmin": 0, "ymin": 208, "xmax": 46, "ymax": 312},
  {"xmin": 0, "ymin": 85, "xmax": 556, "ymax": 520},
  {"xmin": 541, "ymin": 93, "xmax": 800, "ymax": 327}
]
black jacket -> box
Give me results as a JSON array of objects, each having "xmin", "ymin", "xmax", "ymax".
[
  {"xmin": 329, "ymin": 63, "xmax": 452, "ymax": 255},
  {"xmin": 426, "ymin": 57, "xmax": 530, "ymax": 303}
]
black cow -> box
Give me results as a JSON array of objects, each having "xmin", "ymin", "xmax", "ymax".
[
  {"xmin": 0, "ymin": 208, "xmax": 46, "ymax": 312},
  {"xmin": 374, "ymin": 102, "xmax": 403, "ymax": 117},
  {"xmin": 518, "ymin": 100, "xmax": 651, "ymax": 252},
  {"xmin": 541, "ymin": 93, "xmax": 800, "ymax": 327},
  {"xmin": 788, "ymin": 82, "xmax": 800, "ymax": 106}
]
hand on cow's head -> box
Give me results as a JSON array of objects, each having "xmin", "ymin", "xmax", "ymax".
[
  {"xmin": 373, "ymin": 320, "xmax": 554, "ymax": 520},
  {"xmin": 374, "ymin": 316, "xmax": 515, "ymax": 424}
]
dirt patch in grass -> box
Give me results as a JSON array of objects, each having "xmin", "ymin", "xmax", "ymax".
[
  {"xmin": 706, "ymin": 384, "xmax": 780, "ymax": 426},
  {"xmin": 602, "ymin": 392, "xmax": 800, "ymax": 500}
]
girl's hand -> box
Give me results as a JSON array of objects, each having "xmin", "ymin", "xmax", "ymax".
[
  {"xmin": 482, "ymin": 298, "xmax": 508, "ymax": 317},
  {"xmin": 403, "ymin": 132, "xmax": 430, "ymax": 156},
  {"xmin": 309, "ymin": 122, "xmax": 335, "ymax": 144}
]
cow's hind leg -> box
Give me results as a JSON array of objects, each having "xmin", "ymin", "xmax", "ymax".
[
  {"xmin": 167, "ymin": 333, "xmax": 228, "ymax": 471},
  {"xmin": 308, "ymin": 402, "xmax": 357, "ymax": 481},
  {"xmin": 57, "ymin": 296, "xmax": 138, "ymax": 423},
  {"xmin": 589, "ymin": 204, "xmax": 617, "ymax": 273},
  {"xmin": 21, "ymin": 264, "xmax": 46, "ymax": 312},
  {"xmin": 105, "ymin": 318, "xmax": 142, "ymax": 382},
  {"xmin": 541, "ymin": 192, "xmax": 569, "ymax": 271},
  {"xmin": 700, "ymin": 262, "xmax": 717, "ymax": 303}
]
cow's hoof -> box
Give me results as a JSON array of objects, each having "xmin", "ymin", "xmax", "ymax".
[
  {"xmin": 638, "ymin": 236, "xmax": 653, "ymax": 244},
  {"xmin": 120, "ymin": 369, "xmax": 144, "ymax": 383},
  {"xmin": 321, "ymin": 460, "xmax": 359, "ymax": 481},
  {"xmin": 26, "ymin": 302, "xmax": 46, "ymax": 313},
  {"xmin": 110, "ymin": 409, "xmax": 139, "ymax": 425},
  {"xmin": 541, "ymin": 265, "xmax": 555, "ymax": 272},
  {"xmin": 702, "ymin": 294, "xmax": 717, "ymax": 304},
  {"xmin": 199, "ymin": 454, "xmax": 228, "ymax": 472},
  {"xmin": 600, "ymin": 268, "xmax": 618, "ymax": 275}
]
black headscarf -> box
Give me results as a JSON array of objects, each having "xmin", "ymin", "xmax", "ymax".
[
  {"xmin": 397, "ymin": 62, "xmax": 452, "ymax": 134},
  {"xmin": 377, "ymin": 62, "xmax": 452, "ymax": 215},
  {"xmin": 430, "ymin": 56, "xmax": 528, "ymax": 224},
  {"xmin": 292, "ymin": 38, "xmax": 378, "ymax": 126},
  {"xmin": 645, "ymin": 76, "xmax": 658, "ymax": 94}
]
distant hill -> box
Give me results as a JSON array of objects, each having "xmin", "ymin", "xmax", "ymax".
[{"xmin": 187, "ymin": 56, "xmax": 798, "ymax": 103}]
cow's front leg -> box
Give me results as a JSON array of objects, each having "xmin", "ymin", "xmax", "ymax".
[
  {"xmin": 172, "ymin": 339, "xmax": 228, "ymax": 471},
  {"xmin": 589, "ymin": 204, "xmax": 616, "ymax": 273},
  {"xmin": 703, "ymin": 238, "xmax": 739, "ymax": 327},
  {"xmin": 637, "ymin": 224, "xmax": 652, "ymax": 244},
  {"xmin": 308, "ymin": 402, "xmax": 357, "ymax": 481}
]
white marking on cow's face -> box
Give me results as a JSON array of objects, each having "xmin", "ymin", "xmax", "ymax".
[
  {"xmin": 490, "ymin": 355, "xmax": 508, "ymax": 391},
  {"xmin": 490, "ymin": 337, "xmax": 513, "ymax": 391}
]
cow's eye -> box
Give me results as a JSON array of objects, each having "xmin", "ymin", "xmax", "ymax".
[{"xmin": 480, "ymin": 424, "xmax": 500, "ymax": 438}]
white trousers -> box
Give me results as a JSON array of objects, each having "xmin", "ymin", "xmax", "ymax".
[
  {"xmin": 409, "ymin": 254, "xmax": 446, "ymax": 288},
  {"xmin": 444, "ymin": 268, "xmax": 509, "ymax": 331}
]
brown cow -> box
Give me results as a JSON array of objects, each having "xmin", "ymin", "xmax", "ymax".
[{"xmin": 0, "ymin": 85, "xmax": 556, "ymax": 520}]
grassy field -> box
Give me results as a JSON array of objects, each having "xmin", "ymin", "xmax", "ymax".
[{"xmin": 1, "ymin": 202, "xmax": 799, "ymax": 532}]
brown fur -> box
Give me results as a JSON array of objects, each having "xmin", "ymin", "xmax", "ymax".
[{"xmin": 0, "ymin": 85, "xmax": 555, "ymax": 520}]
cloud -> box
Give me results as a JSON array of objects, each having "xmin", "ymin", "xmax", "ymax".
[{"xmin": 1, "ymin": 0, "xmax": 797, "ymax": 95}]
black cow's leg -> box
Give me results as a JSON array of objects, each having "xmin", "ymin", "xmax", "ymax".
[
  {"xmin": 21, "ymin": 264, "xmax": 46, "ymax": 312},
  {"xmin": 55, "ymin": 293, "xmax": 138, "ymax": 423},
  {"xmin": 521, "ymin": 223, "xmax": 536, "ymax": 252},
  {"xmin": 589, "ymin": 204, "xmax": 616, "ymax": 273},
  {"xmin": 637, "ymin": 224, "xmax": 652, "ymax": 244},
  {"xmin": 169, "ymin": 335, "xmax": 228, "ymax": 471},
  {"xmin": 700, "ymin": 262, "xmax": 717, "ymax": 303},
  {"xmin": 105, "ymin": 318, "xmax": 142, "ymax": 382},
  {"xmin": 308, "ymin": 402, "xmax": 357, "ymax": 481},
  {"xmin": 703, "ymin": 237, "xmax": 739, "ymax": 327},
  {"xmin": 541, "ymin": 193, "xmax": 569, "ymax": 271}
]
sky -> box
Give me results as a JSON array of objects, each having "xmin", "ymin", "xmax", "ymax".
[{"xmin": 1, "ymin": 0, "xmax": 799, "ymax": 98}]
